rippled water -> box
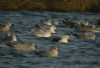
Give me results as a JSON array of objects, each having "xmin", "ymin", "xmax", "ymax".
[{"xmin": 0, "ymin": 11, "xmax": 100, "ymax": 68}]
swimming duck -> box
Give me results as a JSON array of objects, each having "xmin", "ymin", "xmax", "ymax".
[
  {"xmin": 73, "ymin": 32, "xmax": 96, "ymax": 41},
  {"xmin": 0, "ymin": 21, "xmax": 13, "ymax": 32},
  {"xmin": 6, "ymin": 33, "xmax": 17, "ymax": 42},
  {"xmin": 7, "ymin": 42, "xmax": 37, "ymax": 52},
  {"xmin": 51, "ymin": 35, "xmax": 70, "ymax": 43},
  {"xmin": 74, "ymin": 20, "xmax": 96, "ymax": 32},
  {"xmin": 35, "ymin": 46, "xmax": 59, "ymax": 57},
  {"xmin": 0, "ymin": 32, "xmax": 17, "ymax": 42},
  {"xmin": 32, "ymin": 24, "xmax": 53, "ymax": 37}
]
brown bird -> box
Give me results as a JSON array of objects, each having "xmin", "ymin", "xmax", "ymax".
[
  {"xmin": 7, "ymin": 42, "xmax": 37, "ymax": 52},
  {"xmin": 51, "ymin": 35, "xmax": 70, "ymax": 43},
  {"xmin": 0, "ymin": 32, "xmax": 17, "ymax": 42},
  {"xmin": 35, "ymin": 46, "xmax": 59, "ymax": 57},
  {"xmin": 6, "ymin": 33, "xmax": 17, "ymax": 42},
  {"xmin": 73, "ymin": 32, "xmax": 96, "ymax": 41},
  {"xmin": 0, "ymin": 21, "xmax": 13, "ymax": 32}
]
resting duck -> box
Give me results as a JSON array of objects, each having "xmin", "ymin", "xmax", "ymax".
[
  {"xmin": 6, "ymin": 33, "xmax": 17, "ymax": 42},
  {"xmin": 73, "ymin": 32, "xmax": 96, "ymax": 41},
  {"xmin": 32, "ymin": 24, "xmax": 55, "ymax": 37},
  {"xmin": 74, "ymin": 20, "xmax": 96, "ymax": 32},
  {"xmin": 35, "ymin": 46, "xmax": 59, "ymax": 57},
  {"xmin": 51, "ymin": 35, "xmax": 70, "ymax": 43},
  {"xmin": 0, "ymin": 21, "xmax": 13, "ymax": 32},
  {"xmin": 0, "ymin": 32, "xmax": 17, "ymax": 42},
  {"xmin": 7, "ymin": 42, "xmax": 37, "ymax": 52}
]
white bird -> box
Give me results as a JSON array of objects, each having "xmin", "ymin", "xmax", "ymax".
[{"xmin": 32, "ymin": 24, "xmax": 56, "ymax": 37}]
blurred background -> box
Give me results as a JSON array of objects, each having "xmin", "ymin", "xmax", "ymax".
[{"xmin": 0, "ymin": 0, "xmax": 100, "ymax": 12}]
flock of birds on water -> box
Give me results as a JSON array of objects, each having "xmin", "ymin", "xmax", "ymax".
[{"xmin": 0, "ymin": 18, "xmax": 100, "ymax": 58}]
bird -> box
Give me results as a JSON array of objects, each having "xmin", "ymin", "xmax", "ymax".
[
  {"xmin": 6, "ymin": 32, "xmax": 17, "ymax": 42},
  {"xmin": 35, "ymin": 46, "xmax": 59, "ymax": 57},
  {"xmin": 43, "ymin": 19, "xmax": 59, "ymax": 26},
  {"xmin": 32, "ymin": 24, "xmax": 54, "ymax": 37},
  {"xmin": 35, "ymin": 24, "xmax": 56, "ymax": 33},
  {"xmin": 74, "ymin": 20, "xmax": 96, "ymax": 32},
  {"xmin": 0, "ymin": 32, "xmax": 17, "ymax": 42},
  {"xmin": 73, "ymin": 32, "xmax": 96, "ymax": 41},
  {"xmin": 51, "ymin": 35, "xmax": 70, "ymax": 43},
  {"xmin": 7, "ymin": 42, "xmax": 37, "ymax": 52},
  {"xmin": 0, "ymin": 21, "xmax": 13, "ymax": 32}
]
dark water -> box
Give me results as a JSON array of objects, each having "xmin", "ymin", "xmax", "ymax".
[{"xmin": 0, "ymin": 11, "xmax": 100, "ymax": 68}]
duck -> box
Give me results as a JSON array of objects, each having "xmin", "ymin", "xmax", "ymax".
[
  {"xmin": 96, "ymin": 19, "xmax": 100, "ymax": 25},
  {"xmin": 74, "ymin": 20, "xmax": 96, "ymax": 32},
  {"xmin": 6, "ymin": 33, "xmax": 17, "ymax": 42},
  {"xmin": 44, "ymin": 19, "xmax": 59, "ymax": 26},
  {"xmin": 7, "ymin": 42, "xmax": 37, "ymax": 52},
  {"xmin": 73, "ymin": 32, "xmax": 96, "ymax": 41},
  {"xmin": 0, "ymin": 21, "xmax": 13, "ymax": 32},
  {"xmin": 51, "ymin": 35, "xmax": 70, "ymax": 43},
  {"xmin": 0, "ymin": 32, "xmax": 17, "ymax": 42},
  {"xmin": 82, "ymin": 27, "xmax": 100, "ymax": 32},
  {"xmin": 0, "ymin": 34, "xmax": 6, "ymax": 40},
  {"xmin": 39, "ymin": 25, "xmax": 56, "ymax": 33},
  {"xmin": 32, "ymin": 24, "xmax": 53, "ymax": 37},
  {"xmin": 35, "ymin": 46, "xmax": 59, "ymax": 57}
]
